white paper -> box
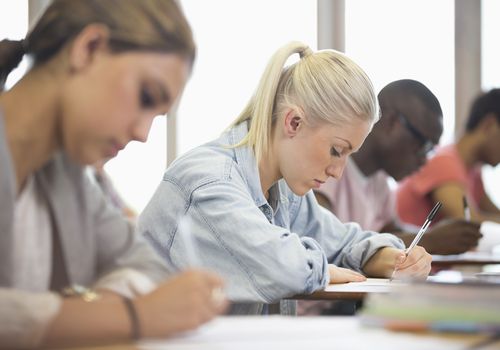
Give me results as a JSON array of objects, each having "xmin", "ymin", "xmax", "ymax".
[
  {"xmin": 324, "ymin": 278, "xmax": 401, "ymax": 293},
  {"xmin": 432, "ymin": 251, "xmax": 500, "ymax": 263},
  {"xmin": 137, "ymin": 316, "xmax": 475, "ymax": 350},
  {"xmin": 478, "ymin": 221, "xmax": 500, "ymax": 253}
]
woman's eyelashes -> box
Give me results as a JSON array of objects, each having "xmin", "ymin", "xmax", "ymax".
[
  {"xmin": 330, "ymin": 146, "xmax": 342, "ymax": 157},
  {"xmin": 140, "ymin": 87, "xmax": 156, "ymax": 109}
]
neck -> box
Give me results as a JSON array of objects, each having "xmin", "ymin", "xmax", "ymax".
[
  {"xmin": 351, "ymin": 136, "xmax": 379, "ymax": 177},
  {"xmin": 258, "ymin": 138, "xmax": 281, "ymax": 200},
  {"xmin": 0, "ymin": 67, "xmax": 61, "ymax": 193},
  {"xmin": 456, "ymin": 132, "xmax": 482, "ymax": 169}
]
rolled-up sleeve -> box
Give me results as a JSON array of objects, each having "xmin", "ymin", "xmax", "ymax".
[
  {"xmin": 289, "ymin": 190, "xmax": 405, "ymax": 272},
  {"xmin": 0, "ymin": 289, "xmax": 61, "ymax": 349}
]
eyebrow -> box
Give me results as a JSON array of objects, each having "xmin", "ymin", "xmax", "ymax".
[{"xmin": 334, "ymin": 136, "xmax": 353, "ymax": 151}]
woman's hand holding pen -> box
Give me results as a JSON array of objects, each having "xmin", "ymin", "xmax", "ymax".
[
  {"xmin": 362, "ymin": 246, "xmax": 432, "ymax": 280},
  {"xmin": 391, "ymin": 246, "xmax": 432, "ymax": 280},
  {"xmin": 134, "ymin": 270, "xmax": 228, "ymax": 339}
]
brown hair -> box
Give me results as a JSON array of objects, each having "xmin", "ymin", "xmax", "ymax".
[{"xmin": 0, "ymin": 0, "xmax": 195, "ymax": 86}]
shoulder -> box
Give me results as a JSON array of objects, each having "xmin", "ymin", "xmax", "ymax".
[{"xmin": 163, "ymin": 138, "xmax": 245, "ymax": 195}]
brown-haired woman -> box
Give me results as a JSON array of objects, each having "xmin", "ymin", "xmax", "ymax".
[{"xmin": 0, "ymin": 1, "xmax": 226, "ymax": 348}]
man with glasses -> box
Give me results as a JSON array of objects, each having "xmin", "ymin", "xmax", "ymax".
[{"xmin": 313, "ymin": 79, "xmax": 481, "ymax": 255}]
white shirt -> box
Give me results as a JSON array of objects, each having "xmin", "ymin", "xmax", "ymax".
[{"xmin": 316, "ymin": 158, "xmax": 396, "ymax": 232}]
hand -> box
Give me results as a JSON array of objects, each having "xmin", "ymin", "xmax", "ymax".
[
  {"xmin": 420, "ymin": 219, "xmax": 482, "ymax": 255},
  {"xmin": 134, "ymin": 269, "xmax": 228, "ymax": 338},
  {"xmin": 328, "ymin": 264, "xmax": 366, "ymax": 284},
  {"xmin": 392, "ymin": 246, "xmax": 432, "ymax": 280}
]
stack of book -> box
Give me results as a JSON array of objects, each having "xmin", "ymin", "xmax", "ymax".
[{"xmin": 360, "ymin": 275, "xmax": 500, "ymax": 333}]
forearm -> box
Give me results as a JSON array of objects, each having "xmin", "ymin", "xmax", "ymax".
[
  {"xmin": 362, "ymin": 247, "xmax": 398, "ymax": 278},
  {"xmin": 42, "ymin": 295, "xmax": 131, "ymax": 348}
]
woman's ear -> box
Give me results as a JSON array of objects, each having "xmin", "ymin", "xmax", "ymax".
[
  {"xmin": 68, "ymin": 24, "xmax": 110, "ymax": 73},
  {"xmin": 283, "ymin": 108, "xmax": 303, "ymax": 138}
]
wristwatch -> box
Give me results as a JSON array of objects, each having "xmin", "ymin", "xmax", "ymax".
[{"xmin": 61, "ymin": 284, "xmax": 101, "ymax": 302}]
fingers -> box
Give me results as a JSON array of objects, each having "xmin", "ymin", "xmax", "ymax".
[
  {"xmin": 395, "ymin": 246, "xmax": 432, "ymax": 278},
  {"xmin": 189, "ymin": 270, "xmax": 228, "ymax": 315},
  {"xmin": 329, "ymin": 265, "xmax": 367, "ymax": 284}
]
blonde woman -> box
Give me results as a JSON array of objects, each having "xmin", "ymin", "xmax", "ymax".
[
  {"xmin": 0, "ymin": 1, "xmax": 226, "ymax": 348},
  {"xmin": 139, "ymin": 42, "xmax": 432, "ymax": 315}
]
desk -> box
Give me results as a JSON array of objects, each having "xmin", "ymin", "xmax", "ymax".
[
  {"xmin": 69, "ymin": 316, "xmax": 499, "ymax": 350},
  {"xmin": 432, "ymin": 252, "xmax": 500, "ymax": 267},
  {"xmin": 291, "ymin": 278, "xmax": 397, "ymax": 300}
]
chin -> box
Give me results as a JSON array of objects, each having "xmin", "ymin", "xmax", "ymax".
[{"xmin": 289, "ymin": 184, "xmax": 310, "ymax": 196}]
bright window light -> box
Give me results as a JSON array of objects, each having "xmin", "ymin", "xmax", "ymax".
[
  {"xmin": 178, "ymin": 0, "xmax": 317, "ymax": 156},
  {"xmin": 345, "ymin": 0, "xmax": 455, "ymax": 145}
]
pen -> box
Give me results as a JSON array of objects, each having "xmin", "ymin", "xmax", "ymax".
[
  {"xmin": 389, "ymin": 201, "xmax": 442, "ymax": 281},
  {"xmin": 463, "ymin": 196, "xmax": 471, "ymax": 221}
]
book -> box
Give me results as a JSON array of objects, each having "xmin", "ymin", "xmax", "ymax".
[{"xmin": 360, "ymin": 276, "xmax": 500, "ymax": 334}]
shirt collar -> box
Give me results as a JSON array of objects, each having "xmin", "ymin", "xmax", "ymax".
[{"xmin": 229, "ymin": 121, "xmax": 281, "ymax": 209}]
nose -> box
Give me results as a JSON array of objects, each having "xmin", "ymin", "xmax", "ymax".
[
  {"xmin": 326, "ymin": 157, "xmax": 347, "ymax": 180},
  {"xmin": 131, "ymin": 115, "xmax": 155, "ymax": 143}
]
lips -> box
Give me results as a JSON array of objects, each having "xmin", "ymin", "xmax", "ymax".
[
  {"xmin": 106, "ymin": 141, "xmax": 125, "ymax": 158},
  {"xmin": 313, "ymin": 179, "xmax": 325, "ymax": 189}
]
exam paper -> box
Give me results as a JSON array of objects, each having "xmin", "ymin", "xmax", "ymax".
[
  {"xmin": 324, "ymin": 278, "xmax": 400, "ymax": 293},
  {"xmin": 138, "ymin": 316, "xmax": 477, "ymax": 350},
  {"xmin": 478, "ymin": 221, "xmax": 500, "ymax": 253}
]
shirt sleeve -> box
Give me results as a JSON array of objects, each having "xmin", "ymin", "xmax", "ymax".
[
  {"xmin": 411, "ymin": 153, "xmax": 468, "ymax": 196},
  {"xmin": 0, "ymin": 289, "xmax": 61, "ymax": 349},
  {"xmin": 84, "ymin": 174, "xmax": 170, "ymax": 284},
  {"xmin": 139, "ymin": 178, "xmax": 330, "ymax": 304},
  {"xmin": 288, "ymin": 190, "xmax": 405, "ymax": 271}
]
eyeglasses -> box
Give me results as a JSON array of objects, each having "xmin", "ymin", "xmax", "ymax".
[{"xmin": 398, "ymin": 113, "xmax": 435, "ymax": 156}]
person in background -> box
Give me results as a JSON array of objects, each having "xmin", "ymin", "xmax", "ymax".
[
  {"xmin": 138, "ymin": 42, "xmax": 432, "ymax": 316},
  {"xmin": 314, "ymin": 79, "xmax": 482, "ymax": 256},
  {"xmin": 0, "ymin": 1, "xmax": 226, "ymax": 348},
  {"xmin": 397, "ymin": 88, "xmax": 500, "ymax": 226}
]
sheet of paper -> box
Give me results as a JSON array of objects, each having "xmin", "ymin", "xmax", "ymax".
[
  {"xmin": 432, "ymin": 251, "xmax": 500, "ymax": 262},
  {"xmin": 323, "ymin": 278, "xmax": 400, "ymax": 293},
  {"xmin": 137, "ymin": 316, "xmax": 475, "ymax": 350},
  {"xmin": 478, "ymin": 221, "xmax": 500, "ymax": 253}
]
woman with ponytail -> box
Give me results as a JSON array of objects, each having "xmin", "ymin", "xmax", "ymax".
[
  {"xmin": 0, "ymin": 1, "xmax": 227, "ymax": 348},
  {"xmin": 139, "ymin": 42, "xmax": 432, "ymax": 315}
]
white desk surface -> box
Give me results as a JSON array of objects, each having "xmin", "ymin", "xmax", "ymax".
[
  {"xmin": 132, "ymin": 316, "xmax": 493, "ymax": 350},
  {"xmin": 432, "ymin": 251, "xmax": 500, "ymax": 265}
]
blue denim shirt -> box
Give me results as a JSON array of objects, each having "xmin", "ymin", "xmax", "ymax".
[{"xmin": 139, "ymin": 121, "xmax": 404, "ymax": 314}]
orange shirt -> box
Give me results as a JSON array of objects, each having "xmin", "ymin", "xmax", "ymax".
[{"xmin": 396, "ymin": 144, "xmax": 485, "ymax": 226}]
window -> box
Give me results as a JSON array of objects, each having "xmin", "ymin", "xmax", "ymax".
[
  {"xmin": 1, "ymin": 0, "xmax": 28, "ymax": 89},
  {"xmin": 345, "ymin": 0, "xmax": 455, "ymax": 145},
  {"xmin": 178, "ymin": 0, "xmax": 317, "ymax": 155}
]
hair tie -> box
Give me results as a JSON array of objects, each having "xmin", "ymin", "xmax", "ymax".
[{"xmin": 299, "ymin": 47, "xmax": 313, "ymax": 58}]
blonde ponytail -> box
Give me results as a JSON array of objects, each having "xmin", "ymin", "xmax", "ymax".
[
  {"xmin": 229, "ymin": 42, "xmax": 311, "ymax": 163},
  {"xmin": 229, "ymin": 41, "xmax": 377, "ymax": 163}
]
